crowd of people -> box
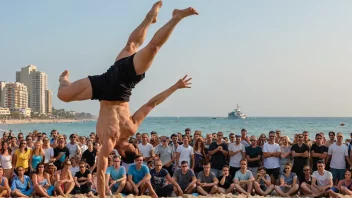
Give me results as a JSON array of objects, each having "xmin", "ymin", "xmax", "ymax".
[{"xmin": 0, "ymin": 128, "xmax": 352, "ymax": 197}]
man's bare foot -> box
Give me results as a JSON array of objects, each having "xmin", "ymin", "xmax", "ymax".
[
  {"xmin": 172, "ymin": 7, "xmax": 198, "ymax": 20},
  {"xmin": 59, "ymin": 70, "xmax": 70, "ymax": 89},
  {"xmin": 147, "ymin": 1, "xmax": 163, "ymax": 23}
]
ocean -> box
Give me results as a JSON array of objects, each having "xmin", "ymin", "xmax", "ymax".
[{"xmin": 0, "ymin": 117, "xmax": 352, "ymax": 140}]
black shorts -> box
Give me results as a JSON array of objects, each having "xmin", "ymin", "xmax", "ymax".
[
  {"xmin": 88, "ymin": 53, "xmax": 145, "ymax": 101},
  {"xmin": 266, "ymin": 167, "xmax": 280, "ymax": 180}
]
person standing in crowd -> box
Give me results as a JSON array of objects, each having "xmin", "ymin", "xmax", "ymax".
[
  {"xmin": 253, "ymin": 166, "xmax": 275, "ymax": 196},
  {"xmin": 138, "ymin": 133, "xmax": 155, "ymax": 165},
  {"xmin": 263, "ymin": 131, "xmax": 281, "ymax": 184},
  {"xmin": 245, "ymin": 135, "xmax": 262, "ymax": 176},
  {"xmin": 53, "ymin": 135, "xmax": 70, "ymax": 170},
  {"xmin": 169, "ymin": 134, "xmax": 179, "ymax": 152},
  {"xmin": 66, "ymin": 134, "xmax": 81, "ymax": 159},
  {"xmin": 42, "ymin": 137, "xmax": 54, "ymax": 164},
  {"xmin": 150, "ymin": 159, "xmax": 181, "ymax": 197},
  {"xmin": 275, "ymin": 130, "xmax": 282, "ymax": 144},
  {"xmin": 279, "ymin": 136, "xmax": 292, "ymax": 174},
  {"xmin": 311, "ymin": 160, "xmax": 333, "ymax": 197},
  {"xmin": 233, "ymin": 159, "xmax": 254, "ymax": 195},
  {"xmin": 204, "ymin": 134, "xmax": 213, "ymax": 149},
  {"xmin": 0, "ymin": 141, "xmax": 13, "ymax": 182},
  {"xmin": 327, "ymin": 132, "xmax": 351, "ymax": 185},
  {"xmin": 120, "ymin": 138, "xmax": 139, "ymax": 172},
  {"xmin": 127, "ymin": 155, "xmax": 157, "ymax": 198},
  {"xmin": 291, "ymin": 133, "xmax": 309, "ymax": 181},
  {"xmin": 240, "ymin": 129, "xmax": 251, "ymax": 147},
  {"xmin": 175, "ymin": 135, "xmax": 194, "ymax": 170},
  {"xmin": 258, "ymin": 133, "xmax": 267, "ymax": 148},
  {"xmin": 69, "ymin": 157, "xmax": 80, "ymax": 177},
  {"xmin": 26, "ymin": 136, "xmax": 34, "ymax": 149},
  {"xmin": 172, "ymin": 161, "xmax": 197, "ymax": 196},
  {"xmin": 106, "ymin": 156, "xmax": 127, "ymax": 196},
  {"xmin": 228, "ymin": 134, "xmax": 246, "ymax": 177},
  {"xmin": 29, "ymin": 141, "xmax": 45, "ymax": 173},
  {"xmin": 208, "ymin": 131, "xmax": 228, "ymax": 177},
  {"xmin": 154, "ymin": 136, "xmax": 175, "ymax": 175},
  {"xmin": 9, "ymin": 137, "xmax": 18, "ymax": 155},
  {"xmin": 82, "ymin": 140, "xmax": 97, "ymax": 173},
  {"xmin": 193, "ymin": 137, "xmax": 207, "ymax": 174},
  {"xmin": 302, "ymin": 131, "xmax": 312, "ymax": 147},
  {"xmin": 79, "ymin": 136, "xmax": 88, "ymax": 154},
  {"xmin": 196, "ymin": 162, "xmax": 219, "ymax": 195},
  {"xmin": 274, "ymin": 162, "xmax": 299, "ymax": 197},
  {"xmin": 325, "ymin": 131, "xmax": 336, "ymax": 147},
  {"xmin": 13, "ymin": 140, "xmax": 31, "ymax": 175},
  {"xmin": 185, "ymin": 128, "xmax": 192, "ymax": 143},
  {"xmin": 311, "ymin": 133, "xmax": 328, "ymax": 171},
  {"xmin": 217, "ymin": 165, "xmax": 235, "ymax": 194}
]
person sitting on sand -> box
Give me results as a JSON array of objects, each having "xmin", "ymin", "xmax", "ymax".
[
  {"xmin": 32, "ymin": 163, "xmax": 55, "ymax": 197},
  {"xmin": 46, "ymin": 163, "xmax": 56, "ymax": 186},
  {"xmin": 172, "ymin": 160, "xmax": 197, "ymax": 196},
  {"xmin": 127, "ymin": 155, "xmax": 157, "ymax": 198},
  {"xmin": 253, "ymin": 167, "xmax": 275, "ymax": 196},
  {"xmin": 311, "ymin": 160, "xmax": 333, "ymax": 197},
  {"xmin": 327, "ymin": 169, "xmax": 352, "ymax": 198},
  {"xmin": 196, "ymin": 162, "xmax": 219, "ymax": 195},
  {"xmin": 72, "ymin": 161, "xmax": 94, "ymax": 197},
  {"xmin": 55, "ymin": 159, "xmax": 75, "ymax": 196},
  {"xmin": 216, "ymin": 165, "xmax": 235, "ymax": 194},
  {"xmin": 150, "ymin": 159, "xmax": 182, "ymax": 197},
  {"xmin": 11, "ymin": 166, "xmax": 34, "ymax": 198},
  {"xmin": 233, "ymin": 159, "xmax": 254, "ymax": 196},
  {"xmin": 274, "ymin": 162, "xmax": 299, "ymax": 197},
  {"xmin": 300, "ymin": 165, "xmax": 313, "ymax": 196},
  {"xmin": 105, "ymin": 156, "xmax": 128, "ymax": 196},
  {"xmin": 0, "ymin": 167, "xmax": 11, "ymax": 197}
]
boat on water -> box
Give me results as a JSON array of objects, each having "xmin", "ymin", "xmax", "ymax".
[{"xmin": 228, "ymin": 104, "xmax": 247, "ymax": 119}]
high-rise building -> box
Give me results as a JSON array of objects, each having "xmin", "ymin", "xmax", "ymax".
[
  {"xmin": 16, "ymin": 65, "xmax": 49, "ymax": 114},
  {"xmin": 3, "ymin": 82, "xmax": 28, "ymax": 109},
  {"xmin": 45, "ymin": 90, "xmax": 52, "ymax": 115},
  {"xmin": 0, "ymin": 81, "xmax": 6, "ymax": 107}
]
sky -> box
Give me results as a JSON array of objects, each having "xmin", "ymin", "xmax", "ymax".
[{"xmin": 1, "ymin": 0, "xmax": 352, "ymax": 117}]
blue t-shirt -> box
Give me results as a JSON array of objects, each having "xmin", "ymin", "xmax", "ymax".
[
  {"xmin": 127, "ymin": 164, "xmax": 149, "ymax": 184},
  {"xmin": 106, "ymin": 166, "xmax": 126, "ymax": 180},
  {"xmin": 150, "ymin": 168, "xmax": 169, "ymax": 187},
  {"xmin": 280, "ymin": 172, "xmax": 297, "ymax": 185},
  {"xmin": 11, "ymin": 175, "xmax": 34, "ymax": 196},
  {"xmin": 234, "ymin": 170, "xmax": 253, "ymax": 181}
]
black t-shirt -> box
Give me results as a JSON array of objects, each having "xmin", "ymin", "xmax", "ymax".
[
  {"xmin": 75, "ymin": 169, "xmax": 91, "ymax": 179},
  {"xmin": 209, "ymin": 142, "xmax": 228, "ymax": 170},
  {"xmin": 291, "ymin": 143, "xmax": 309, "ymax": 169},
  {"xmin": 53, "ymin": 146, "xmax": 70, "ymax": 170},
  {"xmin": 245, "ymin": 146, "xmax": 262, "ymax": 167},
  {"xmin": 311, "ymin": 144, "xmax": 328, "ymax": 171},
  {"xmin": 150, "ymin": 168, "xmax": 168, "ymax": 187},
  {"xmin": 217, "ymin": 175, "xmax": 233, "ymax": 189},
  {"xmin": 82, "ymin": 149, "xmax": 97, "ymax": 167}
]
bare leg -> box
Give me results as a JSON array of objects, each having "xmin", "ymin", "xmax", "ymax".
[
  {"xmin": 34, "ymin": 184, "xmax": 50, "ymax": 198},
  {"xmin": 115, "ymin": 1, "xmax": 163, "ymax": 62},
  {"xmin": 254, "ymin": 182, "xmax": 265, "ymax": 196},
  {"xmin": 286, "ymin": 184, "xmax": 299, "ymax": 196},
  {"xmin": 263, "ymin": 184, "xmax": 275, "ymax": 196},
  {"xmin": 185, "ymin": 184, "xmax": 196, "ymax": 194},
  {"xmin": 274, "ymin": 185, "xmax": 287, "ymax": 197},
  {"xmin": 64, "ymin": 181, "xmax": 75, "ymax": 195},
  {"xmin": 226, "ymin": 183, "xmax": 236, "ymax": 193},
  {"xmin": 234, "ymin": 184, "xmax": 249, "ymax": 195},
  {"xmin": 300, "ymin": 182, "xmax": 312, "ymax": 195},
  {"xmin": 197, "ymin": 186, "xmax": 209, "ymax": 196},
  {"xmin": 209, "ymin": 185, "xmax": 218, "ymax": 195},
  {"xmin": 114, "ymin": 180, "xmax": 126, "ymax": 194},
  {"xmin": 57, "ymin": 71, "xmax": 93, "ymax": 102},
  {"xmin": 133, "ymin": 7, "xmax": 198, "ymax": 75},
  {"xmin": 217, "ymin": 187, "xmax": 226, "ymax": 194}
]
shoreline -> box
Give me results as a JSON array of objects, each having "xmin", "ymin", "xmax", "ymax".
[{"xmin": 0, "ymin": 119, "xmax": 96, "ymax": 125}]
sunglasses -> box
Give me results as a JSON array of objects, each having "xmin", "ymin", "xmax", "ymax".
[
  {"xmin": 79, "ymin": 166, "xmax": 85, "ymax": 168},
  {"xmin": 303, "ymin": 169, "xmax": 310, "ymax": 171}
]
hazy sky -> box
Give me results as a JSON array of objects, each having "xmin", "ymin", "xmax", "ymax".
[{"xmin": 1, "ymin": 0, "xmax": 352, "ymax": 117}]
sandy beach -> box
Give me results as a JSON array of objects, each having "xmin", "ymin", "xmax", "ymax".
[{"xmin": 0, "ymin": 119, "xmax": 95, "ymax": 125}]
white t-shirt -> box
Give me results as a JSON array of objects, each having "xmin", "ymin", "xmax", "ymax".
[
  {"xmin": 312, "ymin": 170, "xmax": 332, "ymax": 186},
  {"xmin": 228, "ymin": 143, "xmax": 246, "ymax": 167},
  {"xmin": 81, "ymin": 144, "xmax": 88, "ymax": 154},
  {"xmin": 263, "ymin": 142, "xmax": 280, "ymax": 169},
  {"xmin": 43, "ymin": 147, "xmax": 54, "ymax": 163},
  {"xmin": 138, "ymin": 143, "xmax": 153, "ymax": 158},
  {"xmin": 328, "ymin": 143, "xmax": 348, "ymax": 169},
  {"xmin": 66, "ymin": 143, "xmax": 80, "ymax": 159},
  {"xmin": 70, "ymin": 166, "xmax": 79, "ymax": 177},
  {"xmin": 0, "ymin": 155, "xmax": 12, "ymax": 169},
  {"xmin": 176, "ymin": 145, "xmax": 194, "ymax": 166}
]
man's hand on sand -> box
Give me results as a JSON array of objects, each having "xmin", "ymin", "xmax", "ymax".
[{"xmin": 175, "ymin": 75, "xmax": 192, "ymax": 89}]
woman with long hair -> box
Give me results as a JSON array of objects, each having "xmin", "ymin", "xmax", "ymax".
[
  {"xmin": 0, "ymin": 141, "xmax": 13, "ymax": 182},
  {"xmin": 12, "ymin": 140, "xmax": 31, "ymax": 175},
  {"xmin": 32, "ymin": 162, "xmax": 55, "ymax": 197},
  {"xmin": 42, "ymin": 137, "xmax": 54, "ymax": 164},
  {"xmin": 55, "ymin": 159, "xmax": 75, "ymax": 196},
  {"xmin": 29, "ymin": 141, "xmax": 45, "ymax": 173},
  {"xmin": 274, "ymin": 162, "xmax": 299, "ymax": 197},
  {"xmin": 257, "ymin": 134, "xmax": 267, "ymax": 148},
  {"xmin": 327, "ymin": 169, "xmax": 352, "ymax": 197},
  {"xmin": 193, "ymin": 137, "xmax": 207, "ymax": 174},
  {"xmin": 279, "ymin": 136, "xmax": 292, "ymax": 174},
  {"xmin": 120, "ymin": 138, "xmax": 140, "ymax": 172}
]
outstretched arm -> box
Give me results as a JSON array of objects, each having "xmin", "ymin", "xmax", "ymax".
[{"xmin": 132, "ymin": 75, "xmax": 192, "ymax": 127}]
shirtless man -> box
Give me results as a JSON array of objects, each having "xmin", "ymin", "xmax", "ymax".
[{"xmin": 56, "ymin": 2, "xmax": 198, "ymax": 197}]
